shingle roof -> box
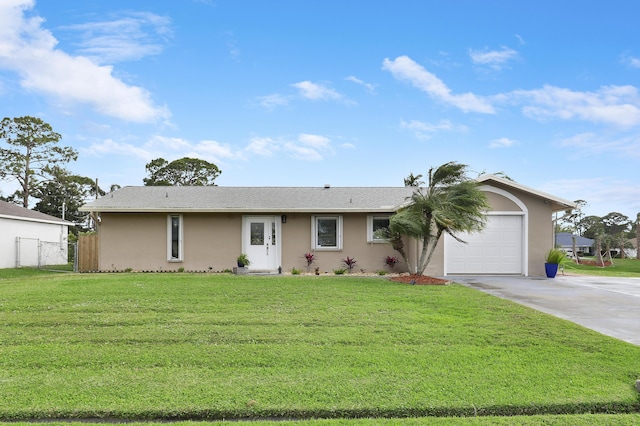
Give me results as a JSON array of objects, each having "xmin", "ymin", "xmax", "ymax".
[
  {"xmin": 80, "ymin": 177, "xmax": 576, "ymax": 214},
  {"xmin": 79, "ymin": 186, "xmax": 417, "ymax": 213},
  {"xmin": 555, "ymin": 232, "xmax": 594, "ymax": 247},
  {"xmin": 0, "ymin": 200, "xmax": 71, "ymax": 225}
]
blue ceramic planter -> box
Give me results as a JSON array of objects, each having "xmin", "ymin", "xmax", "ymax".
[{"xmin": 545, "ymin": 263, "xmax": 558, "ymax": 278}]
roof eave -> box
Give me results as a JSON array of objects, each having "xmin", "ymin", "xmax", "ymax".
[
  {"xmin": 80, "ymin": 207, "xmax": 402, "ymax": 214},
  {"xmin": 0, "ymin": 213, "xmax": 73, "ymax": 226},
  {"xmin": 477, "ymin": 174, "xmax": 577, "ymax": 212}
]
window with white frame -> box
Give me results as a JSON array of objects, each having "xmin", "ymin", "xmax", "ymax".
[
  {"xmin": 167, "ymin": 214, "xmax": 183, "ymax": 261},
  {"xmin": 367, "ymin": 215, "xmax": 390, "ymax": 242},
  {"xmin": 311, "ymin": 215, "xmax": 342, "ymax": 250}
]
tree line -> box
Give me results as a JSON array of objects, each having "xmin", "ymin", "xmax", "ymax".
[
  {"xmin": 557, "ymin": 200, "xmax": 639, "ymax": 259},
  {"xmin": 0, "ymin": 116, "xmax": 221, "ymax": 233}
]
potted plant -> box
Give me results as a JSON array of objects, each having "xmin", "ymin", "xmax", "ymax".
[
  {"xmin": 544, "ymin": 248, "xmax": 566, "ymax": 278},
  {"xmin": 237, "ymin": 253, "xmax": 250, "ymax": 268}
]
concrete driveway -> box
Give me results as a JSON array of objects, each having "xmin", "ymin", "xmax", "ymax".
[{"xmin": 452, "ymin": 275, "xmax": 640, "ymax": 346}]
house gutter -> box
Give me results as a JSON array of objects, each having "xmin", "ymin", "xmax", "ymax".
[{"xmin": 78, "ymin": 207, "xmax": 403, "ymax": 214}]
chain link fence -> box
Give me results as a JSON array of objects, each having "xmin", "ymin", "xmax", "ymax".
[{"xmin": 14, "ymin": 237, "xmax": 77, "ymax": 271}]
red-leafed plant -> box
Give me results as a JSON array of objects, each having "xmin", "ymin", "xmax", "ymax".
[
  {"xmin": 385, "ymin": 255, "xmax": 399, "ymax": 269},
  {"xmin": 342, "ymin": 256, "xmax": 357, "ymax": 273},
  {"xmin": 304, "ymin": 252, "xmax": 315, "ymax": 271}
]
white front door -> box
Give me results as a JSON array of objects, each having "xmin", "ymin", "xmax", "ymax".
[{"xmin": 242, "ymin": 216, "xmax": 280, "ymax": 271}]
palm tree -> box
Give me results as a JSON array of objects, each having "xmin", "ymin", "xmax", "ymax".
[{"xmin": 388, "ymin": 162, "xmax": 489, "ymax": 275}]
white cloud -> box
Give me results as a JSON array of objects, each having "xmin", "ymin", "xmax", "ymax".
[
  {"xmin": 299, "ymin": 133, "xmax": 331, "ymax": 149},
  {"xmin": 84, "ymin": 139, "xmax": 155, "ymax": 160},
  {"xmin": 259, "ymin": 80, "xmax": 352, "ymax": 110},
  {"xmin": 400, "ymin": 119, "xmax": 461, "ymax": 140},
  {"xmin": 246, "ymin": 136, "xmax": 279, "ymax": 156},
  {"xmin": 283, "ymin": 143, "xmax": 324, "ymax": 161},
  {"xmin": 62, "ymin": 11, "xmax": 172, "ymax": 64},
  {"xmin": 559, "ymin": 132, "xmax": 640, "ymax": 157},
  {"xmin": 291, "ymin": 81, "xmax": 342, "ymax": 101},
  {"xmin": 284, "ymin": 133, "xmax": 334, "ymax": 160},
  {"xmin": 245, "ymin": 133, "xmax": 334, "ymax": 161},
  {"xmin": 511, "ymin": 84, "xmax": 640, "ymax": 127},
  {"xmin": 256, "ymin": 94, "xmax": 290, "ymax": 110},
  {"xmin": 382, "ymin": 55, "xmax": 495, "ymax": 114},
  {"xmin": 222, "ymin": 31, "xmax": 240, "ymax": 60},
  {"xmin": 345, "ymin": 75, "xmax": 375, "ymax": 93},
  {"xmin": 469, "ymin": 46, "xmax": 518, "ymax": 70},
  {"xmin": 146, "ymin": 135, "xmax": 191, "ymax": 150},
  {"xmin": 85, "ymin": 134, "xmax": 245, "ymax": 165},
  {"xmin": 621, "ymin": 53, "xmax": 640, "ymax": 69},
  {"xmin": 196, "ymin": 140, "xmax": 241, "ymax": 160},
  {"xmin": 0, "ymin": 0, "xmax": 169, "ymax": 123},
  {"xmin": 489, "ymin": 137, "xmax": 517, "ymax": 148}
]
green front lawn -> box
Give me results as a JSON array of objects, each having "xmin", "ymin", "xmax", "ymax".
[
  {"xmin": 563, "ymin": 257, "xmax": 640, "ymax": 277},
  {"xmin": 0, "ymin": 272, "xmax": 639, "ymax": 422}
]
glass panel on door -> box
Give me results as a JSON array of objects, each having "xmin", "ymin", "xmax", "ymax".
[{"xmin": 250, "ymin": 222, "xmax": 265, "ymax": 245}]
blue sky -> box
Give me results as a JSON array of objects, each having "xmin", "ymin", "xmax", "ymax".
[{"xmin": 1, "ymin": 0, "xmax": 640, "ymax": 220}]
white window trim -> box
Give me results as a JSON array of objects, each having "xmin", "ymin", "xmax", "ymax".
[
  {"xmin": 367, "ymin": 214, "xmax": 391, "ymax": 243},
  {"xmin": 167, "ymin": 214, "xmax": 184, "ymax": 262},
  {"xmin": 311, "ymin": 215, "xmax": 343, "ymax": 250}
]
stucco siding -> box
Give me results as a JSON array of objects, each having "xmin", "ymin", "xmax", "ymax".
[
  {"xmin": 97, "ymin": 211, "xmax": 408, "ymax": 273},
  {"xmin": 485, "ymin": 184, "xmax": 553, "ymax": 276},
  {"xmin": 521, "ymin": 193, "xmax": 554, "ymax": 276}
]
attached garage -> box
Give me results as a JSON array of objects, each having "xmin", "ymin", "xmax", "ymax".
[{"xmin": 446, "ymin": 214, "xmax": 525, "ymax": 275}]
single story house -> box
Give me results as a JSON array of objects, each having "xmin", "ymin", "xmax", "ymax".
[
  {"xmin": 555, "ymin": 232, "xmax": 594, "ymax": 256},
  {"xmin": 78, "ymin": 175, "xmax": 575, "ymax": 277},
  {"xmin": 0, "ymin": 200, "xmax": 71, "ymax": 269}
]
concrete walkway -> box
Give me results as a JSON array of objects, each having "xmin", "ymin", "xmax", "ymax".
[{"xmin": 452, "ymin": 275, "xmax": 640, "ymax": 346}]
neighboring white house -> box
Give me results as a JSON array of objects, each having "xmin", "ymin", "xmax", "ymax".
[{"xmin": 0, "ymin": 200, "xmax": 71, "ymax": 269}]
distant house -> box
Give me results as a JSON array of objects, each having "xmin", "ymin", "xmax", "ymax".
[
  {"xmin": 79, "ymin": 175, "xmax": 575, "ymax": 277},
  {"xmin": 0, "ymin": 200, "xmax": 71, "ymax": 269},
  {"xmin": 555, "ymin": 232, "xmax": 594, "ymax": 256},
  {"xmin": 626, "ymin": 238, "xmax": 638, "ymax": 258}
]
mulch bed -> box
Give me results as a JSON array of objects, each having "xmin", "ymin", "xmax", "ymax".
[
  {"xmin": 389, "ymin": 274, "xmax": 449, "ymax": 285},
  {"xmin": 578, "ymin": 260, "xmax": 612, "ymax": 267}
]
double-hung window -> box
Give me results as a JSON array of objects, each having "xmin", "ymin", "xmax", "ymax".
[
  {"xmin": 167, "ymin": 214, "xmax": 183, "ymax": 261},
  {"xmin": 367, "ymin": 215, "xmax": 390, "ymax": 242},
  {"xmin": 312, "ymin": 215, "xmax": 342, "ymax": 250}
]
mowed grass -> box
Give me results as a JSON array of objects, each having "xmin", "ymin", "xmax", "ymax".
[
  {"xmin": 564, "ymin": 257, "xmax": 640, "ymax": 277},
  {"xmin": 0, "ymin": 272, "xmax": 639, "ymax": 422}
]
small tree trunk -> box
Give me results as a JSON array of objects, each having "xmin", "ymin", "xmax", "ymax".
[
  {"xmin": 595, "ymin": 235, "xmax": 604, "ymax": 267},
  {"xmin": 416, "ymin": 235, "xmax": 432, "ymax": 276},
  {"xmin": 417, "ymin": 229, "xmax": 443, "ymax": 276}
]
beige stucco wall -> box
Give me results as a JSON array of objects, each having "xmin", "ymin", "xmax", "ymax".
[
  {"xmin": 98, "ymin": 211, "xmax": 407, "ymax": 273},
  {"xmin": 280, "ymin": 213, "xmax": 409, "ymax": 273},
  {"xmin": 99, "ymin": 212, "xmax": 243, "ymax": 271}
]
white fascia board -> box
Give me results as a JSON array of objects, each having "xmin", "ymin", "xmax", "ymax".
[
  {"xmin": 477, "ymin": 174, "xmax": 576, "ymax": 211},
  {"xmin": 0, "ymin": 214, "xmax": 72, "ymax": 226},
  {"xmin": 82, "ymin": 207, "xmax": 401, "ymax": 214}
]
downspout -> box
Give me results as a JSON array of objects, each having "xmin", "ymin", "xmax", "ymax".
[{"xmin": 414, "ymin": 238, "xmax": 418, "ymax": 274}]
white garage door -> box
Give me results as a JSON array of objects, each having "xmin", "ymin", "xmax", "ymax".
[{"xmin": 446, "ymin": 215, "xmax": 523, "ymax": 274}]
